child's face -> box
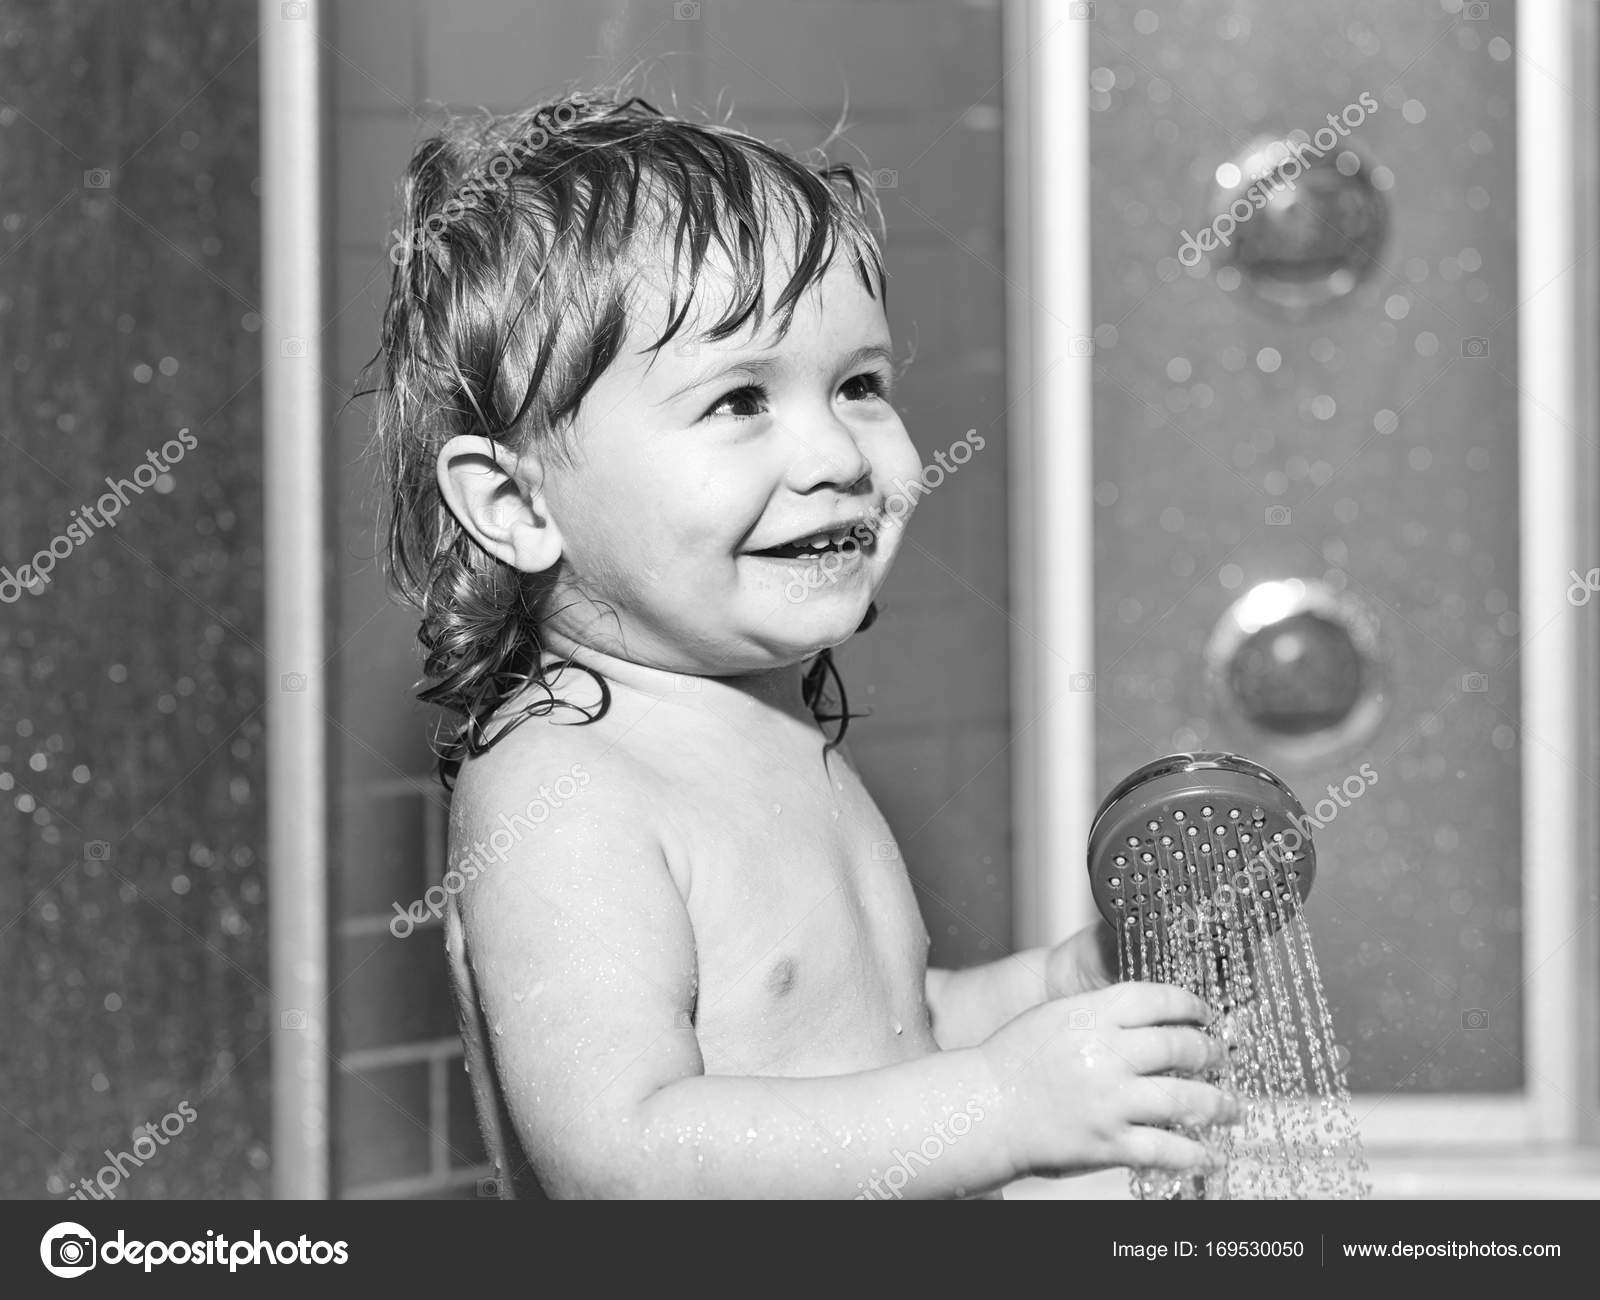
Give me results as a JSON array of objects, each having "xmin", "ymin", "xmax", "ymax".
[{"xmin": 535, "ymin": 247, "xmax": 923, "ymax": 677}]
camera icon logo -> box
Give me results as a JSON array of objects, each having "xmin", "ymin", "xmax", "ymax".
[
  {"xmin": 84, "ymin": 840, "xmax": 112, "ymax": 861},
  {"xmin": 1068, "ymin": 336, "xmax": 1094, "ymax": 357},
  {"xmin": 673, "ymin": 0, "xmax": 700, "ymax": 19},
  {"xmin": 1461, "ymin": 337, "xmax": 1489, "ymax": 359},
  {"xmin": 1461, "ymin": 672, "xmax": 1488, "ymax": 693},
  {"xmin": 1462, "ymin": 1, "xmax": 1489, "ymax": 20},
  {"xmin": 1069, "ymin": 672, "xmax": 1096, "ymax": 692},
  {"xmin": 871, "ymin": 841, "xmax": 899, "ymax": 861},
  {"xmin": 280, "ymin": 671, "xmax": 307, "ymax": 692},
  {"xmin": 477, "ymin": 1176, "xmax": 504, "ymax": 1197},
  {"xmin": 871, "ymin": 168, "xmax": 899, "ymax": 190},
  {"xmin": 1067, "ymin": 1008, "xmax": 1096, "ymax": 1030},
  {"xmin": 1265, "ymin": 506, "xmax": 1291, "ymax": 526},
  {"xmin": 280, "ymin": 1009, "xmax": 308, "ymax": 1031},
  {"xmin": 40, "ymin": 1222, "xmax": 97, "ymax": 1278},
  {"xmin": 280, "ymin": 337, "xmax": 307, "ymax": 359},
  {"xmin": 1462, "ymin": 1008, "xmax": 1490, "ymax": 1031},
  {"xmin": 83, "ymin": 168, "xmax": 111, "ymax": 189},
  {"xmin": 1068, "ymin": 1, "xmax": 1096, "ymax": 17},
  {"xmin": 281, "ymin": 0, "xmax": 308, "ymax": 17}
]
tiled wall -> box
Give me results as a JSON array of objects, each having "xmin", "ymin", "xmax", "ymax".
[{"xmin": 326, "ymin": 0, "xmax": 1010, "ymax": 1198}]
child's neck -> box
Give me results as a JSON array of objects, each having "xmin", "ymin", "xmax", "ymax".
[{"xmin": 539, "ymin": 627, "xmax": 817, "ymax": 727}]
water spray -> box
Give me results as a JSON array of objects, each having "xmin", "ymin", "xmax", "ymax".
[{"xmin": 1088, "ymin": 752, "xmax": 1368, "ymax": 1200}]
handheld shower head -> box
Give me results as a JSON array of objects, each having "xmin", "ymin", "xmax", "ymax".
[
  {"xmin": 1087, "ymin": 752, "xmax": 1317, "ymax": 932},
  {"xmin": 1093, "ymin": 754, "xmax": 1368, "ymax": 1200}
]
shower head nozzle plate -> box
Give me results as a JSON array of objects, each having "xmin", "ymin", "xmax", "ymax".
[{"xmin": 1087, "ymin": 752, "xmax": 1317, "ymax": 930}]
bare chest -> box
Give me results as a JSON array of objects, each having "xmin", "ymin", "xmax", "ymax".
[{"xmin": 666, "ymin": 751, "xmax": 936, "ymax": 1074}]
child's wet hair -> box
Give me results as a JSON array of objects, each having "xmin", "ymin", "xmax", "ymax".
[{"xmin": 368, "ymin": 88, "xmax": 888, "ymax": 785}]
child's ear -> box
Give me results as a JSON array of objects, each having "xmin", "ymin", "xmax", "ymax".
[{"xmin": 435, "ymin": 435, "xmax": 564, "ymax": 574}]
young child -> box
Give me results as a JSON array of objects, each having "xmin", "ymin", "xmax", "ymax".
[{"xmin": 372, "ymin": 90, "xmax": 1234, "ymax": 1198}]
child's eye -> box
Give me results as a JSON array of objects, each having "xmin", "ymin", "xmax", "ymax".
[
  {"xmin": 701, "ymin": 370, "xmax": 891, "ymax": 421},
  {"xmin": 840, "ymin": 370, "xmax": 892, "ymax": 403},
  {"xmin": 703, "ymin": 384, "xmax": 769, "ymax": 421}
]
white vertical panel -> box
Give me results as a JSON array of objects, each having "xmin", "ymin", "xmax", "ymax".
[
  {"xmin": 261, "ymin": 0, "xmax": 330, "ymax": 1198},
  {"xmin": 1516, "ymin": 0, "xmax": 1590, "ymax": 1142},
  {"xmin": 1007, "ymin": 0, "xmax": 1098, "ymax": 948}
]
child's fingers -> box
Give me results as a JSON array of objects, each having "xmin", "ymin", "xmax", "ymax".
[
  {"xmin": 1101, "ymin": 982, "xmax": 1211, "ymax": 1029},
  {"xmin": 1124, "ymin": 1076, "xmax": 1239, "ymax": 1130},
  {"xmin": 1118, "ymin": 1124, "xmax": 1218, "ymax": 1174},
  {"xmin": 1117, "ymin": 1025, "xmax": 1221, "ymax": 1077}
]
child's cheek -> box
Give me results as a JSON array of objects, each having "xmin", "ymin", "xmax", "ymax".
[{"xmin": 879, "ymin": 423, "xmax": 925, "ymax": 485}]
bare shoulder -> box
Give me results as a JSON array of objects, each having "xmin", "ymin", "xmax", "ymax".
[
  {"xmin": 441, "ymin": 708, "xmax": 702, "ymax": 1188},
  {"xmin": 447, "ymin": 706, "xmax": 687, "ymax": 919}
]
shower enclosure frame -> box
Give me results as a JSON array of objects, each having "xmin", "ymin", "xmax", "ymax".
[
  {"xmin": 262, "ymin": 0, "xmax": 331, "ymax": 1199},
  {"xmin": 1005, "ymin": 0, "xmax": 1600, "ymax": 1159}
]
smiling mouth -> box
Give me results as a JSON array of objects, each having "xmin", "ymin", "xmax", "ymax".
[{"xmin": 747, "ymin": 525, "xmax": 874, "ymax": 561}]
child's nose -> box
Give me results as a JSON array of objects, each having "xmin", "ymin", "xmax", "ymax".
[{"xmin": 781, "ymin": 411, "xmax": 872, "ymax": 493}]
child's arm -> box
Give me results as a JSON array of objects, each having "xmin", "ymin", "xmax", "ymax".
[
  {"xmin": 925, "ymin": 921, "xmax": 1120, "ymax": 1050},
  {"xmin": 454, "ymin": 762, "xmax": 1229, "ymax": 1199}
]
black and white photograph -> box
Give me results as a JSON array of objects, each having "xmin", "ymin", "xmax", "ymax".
[{"xmin": 2, "ymin": 0, "xmax": 1598, "ymax": 1271}]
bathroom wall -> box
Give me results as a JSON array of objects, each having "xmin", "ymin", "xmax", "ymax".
[
  {"xmin": 1086, "ymin": 0, "xmax": 1522, "ymax": 1092},
  {"xmin": 326, "ymin": 0, "xmax": 1011, "ymax": 1197},
  {"xmin": 0, "ymin": 2, "xmax": 268, "ymax": 1196}
]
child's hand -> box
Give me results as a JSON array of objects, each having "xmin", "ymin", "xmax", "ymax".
[
  {"xmin": 978, "ymin": 982, "xmax": 1236, "ymax": 1180},
  {"xmin": 1042, "ymin": 918, "xmax": 1119, "ymax": 999}
]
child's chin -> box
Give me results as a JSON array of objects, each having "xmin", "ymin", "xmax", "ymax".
[{"xmin": 785, "ymin": 595, "xmax": 875, "ymax": 652}]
